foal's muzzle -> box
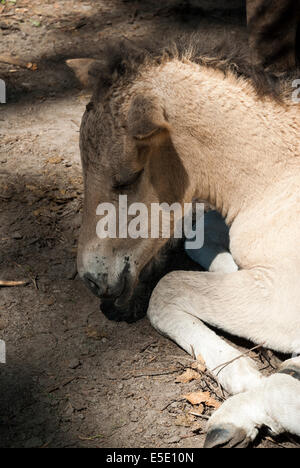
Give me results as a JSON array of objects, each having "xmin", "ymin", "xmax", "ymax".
[{"xmin": 83, "ymin": 266, "xmax": 129, "ymax": 303}]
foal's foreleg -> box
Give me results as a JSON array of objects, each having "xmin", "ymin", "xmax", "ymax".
[
  {"xmin": 205, "ymin": 356, "xmax": 300, "ymax": 448},
  {"xmin": 148, "ymin": 270, "xmax": 300, "ymax": 447},
  {"xmin": 148, "ymin": 269, "xmax": 269, "ymax": 397}
]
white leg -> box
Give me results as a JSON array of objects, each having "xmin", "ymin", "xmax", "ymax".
[
  {"xmin": 149, "ymin": 270, "xmax": 300, "ymax": 354},
  {"xmin": 205, "ymin": 356, "xmax": 300, "ymax": 448},
  {"xmin": 149, "ymin": 306, "xmax": 265, "ymax": 395},
  {"xmin": 148, "ymin": 269, "xmax": 300, "ymax": 447},
  {"xmin": 148, "ymin": 281, "xmax": 265, "ymax": 396}
]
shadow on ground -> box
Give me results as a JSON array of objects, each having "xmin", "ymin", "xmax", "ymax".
[{"xmin": 1, "ymin": 0, "xmax": 248, "ymax": 102}]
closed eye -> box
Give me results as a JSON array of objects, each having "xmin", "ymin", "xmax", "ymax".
[{"xmin": 112, "ymin": 169, "xmax": 144, "ymax": 192}]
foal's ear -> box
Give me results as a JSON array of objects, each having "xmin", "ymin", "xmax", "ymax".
[
  {"xmin": 66, "ymin": 58, "xmax": 103, "ymax": 88},
  {"xmin": 127, "ymin": 95, "xmax": 170, "ymax": 143}
]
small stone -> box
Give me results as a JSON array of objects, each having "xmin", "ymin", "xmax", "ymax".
[
  {"xmin": 166, "ymin": 435, "xmax": 181, "ymax": 444},
  {"xmin": 64, "ymin": 403, "xmax": 74, "ymax": 419},
  {"xmin": 68, "ymin": 358, "xmax": 81, "ymax": 369},
  {"xmin": 44, "ymin": 297, "xmax": 55, "ymax": 307},
  {"xmin": 170, "ymin": 402, "xmax": 178, "ymax": 407},
  {"xmin": 85, "ymin": 327, "xmax": 102, "ymax": 340},
  {"xmin": 24, "ymin": 437, "xmax": 43, "ymax": 449},
  {"xmin": 11, "ymin": 232, "xmax": 23, "ymax": 240},
  {"xmin": 130, "ymin": 411, "xmax": 139, "ymax": 423}
]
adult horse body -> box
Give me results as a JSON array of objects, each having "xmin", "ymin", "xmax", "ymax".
[
  {"xmin": 246, "ymin": 0, "xmax": 300, "ymax": 71},
  {"xmin": 71, "ymin": 42, "xmax": 300, "ymax": 447}
]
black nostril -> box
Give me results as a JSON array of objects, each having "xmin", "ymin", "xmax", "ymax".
[
  {"xmin": 83, "ymin": 273, "xmax": 112, "ymax": 299},
  {"xmin": 83, "ymin": 271, "xmax": 129, "ymax": 301},
  {"xmin": 87, "ymin": 278, "xmax": 97, "ymax": 290}
]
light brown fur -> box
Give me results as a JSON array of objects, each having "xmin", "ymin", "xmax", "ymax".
[{"xmin": 69, "ymin": 44, "xmax": 300, "ymax": 447}]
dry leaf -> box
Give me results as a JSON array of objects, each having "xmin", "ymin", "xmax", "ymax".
[
  {"xmin": 26, "ymin": 184, "xmax": 38, "ymax": 191},
  {"xmin": 46, "ymin": 156, "xmax": 64, "ymax": 165},
  {"xmin": 205, "ymin": 397, "xmax": 222, "ymax": 409},
  {"xmin": 174, "ymin": 413, "xmax": 196, "ymax": 427},
  {"xmin": 191, "ymin": 355, "xmax": 206, "ymax": 373},
  {"xmin": 189, "ymin": 404, "xmax": 204, "ymax": 416},
  {"xmin": 33, "ymin": 208, "xmax": 43, "ymax": 217},
  {"xmin": 85, "ymin": 327, "xmax": 103, "ymax": 341},
  {"xmin": 183, "ymin": 391, "xmax": 221, "ymax": 408},
  {"xmin": 27, "ymin": 62, "xmax": 38, "ymax": 71},
  {"xmin": 0, "ymin": 54, "xmax": 27, "ymax": 68},
  {"xmin": 183, "ymin": 391, "xmax": 210, "ymax": 406},
  {"xmin": 44, "ymin": 297, "xmax": 55, "ymax": 307},
  {"xmin": 176, "ymin": 369, "xmax": 200, "ymax": 384}
]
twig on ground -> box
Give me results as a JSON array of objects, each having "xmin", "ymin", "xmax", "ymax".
[
  {"xmin": 0, "ymin": 280, "xmax": 29, "ymax": 287},
  {"xmin": 46, "ymin": 376, "xmax": 86, "ymax": 394},
  {"xmin": 68, "ymin": 265, "xmax": 78, "ymax": 280},
  {"xmin": 0, "ymin": 54, "xmax": 27, "ymax": 68},
  {"xmin": 265, "ymin": 436, "xmax": 287, "ymax": 449},
  {"xmin": 179, "ymin": 431, "xmax": 205, "ymax": 440},
  {"xmin": 108, "ymin": 366, "xmax": 182, "ymax": 381},
  {"xmin": 190, "ymin": 345, "xmax": 196, "ymax": 360},
  {"xmin": 127, "ymin": 369, "xmax": 182, "ymax": 379},
  {"xmin": 160, "ymin": 400, "xmax": 178, "ymax": 412},
  {"xmin": 189, "ymin": 412, "xmax": 210, "ymax": 421},
  {"xmin": 12, "ymin": 262, "xmax": 38, "ymax": 290},
  {"xmin": 171, "ymin": 354, "xmax": 228, "ymax": 399},
  {"xmin": 212, "ymin": 344, "xmax": 264, "ymax": 377},
  {"xmin": 78, "ymin": 434, "xmax": 103, "ymax": 442}
]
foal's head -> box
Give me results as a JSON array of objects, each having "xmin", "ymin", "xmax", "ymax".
[
  {"xmin": 70, "ymin": 39, "xmax": 290, "ymax": 321},
  {"xmin": 74, "ymin": 50, "xmax": 192, "ymax": 321}
]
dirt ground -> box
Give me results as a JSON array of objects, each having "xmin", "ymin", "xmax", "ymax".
[{"xmin": 0, "ymin": 0, "xmax": 299, "ymax": 449}]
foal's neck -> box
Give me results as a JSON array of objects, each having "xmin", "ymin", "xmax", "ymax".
[{"xmin": 148, "ymin": 61, "xmax": 299, "ymax": 223}]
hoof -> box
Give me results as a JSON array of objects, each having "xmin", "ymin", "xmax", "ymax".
[
  {"xmin": 278, "ymin": 367, "xmax": 300, "ymax": 382},
  {"xmin": 204, "ymin": 424, "xmax": 251, "ymax": 449}
]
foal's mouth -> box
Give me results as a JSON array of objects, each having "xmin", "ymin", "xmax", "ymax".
[
  {"xmin": 99, "ymin": 274, "xmax": 137, "ymax": 322},
  {"xmin": 97, "ymin": 273, "xmax": 129, "ymax": 302},
  {"xmin": 99, "ymin": 269, "xmax": 156, "ymax": 324},
  {"xmin": 112, "ymin": 274, "xmax": 134, "ymax": 308}
]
